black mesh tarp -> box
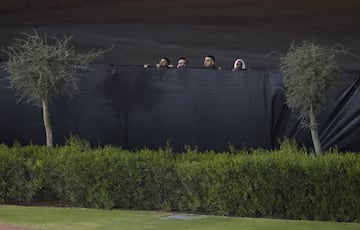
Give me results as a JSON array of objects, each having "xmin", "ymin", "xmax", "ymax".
[{"xmin": 0, "ymin": 65, "xmax": 359, "ymax": 151}]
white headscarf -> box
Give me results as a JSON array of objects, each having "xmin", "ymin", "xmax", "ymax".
[{"xmin": 233, "ymin": 58, "xmax": 246, "ymax": 70}]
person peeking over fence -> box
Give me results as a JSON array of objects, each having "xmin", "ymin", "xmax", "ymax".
[
  {"xmin": 233, "ymin": 58, "xmax": 246, "ymax": 71},
  {"xmin": 203, "ymin": 55, "xmax": 216, "ymax": 68},
  {"xmin": 144, "ymin": 57, "xmax": 173, "ymax": 68},
  {"xmin": 203, "ymin": 55, "xmax": 222, "ymax": 70},
  {"xmin": 157, "ymin": 57, "xmax": 173, "ymax": 68},
  {"xmin": 176, "ymin": 57, "xmax": 188, "ymax": 68}
]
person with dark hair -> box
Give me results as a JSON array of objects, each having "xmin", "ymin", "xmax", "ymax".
[
  {"xmin": 176, "ymin": 57, "xmax": 188, "ymax": 68},
  {"xmin": 203, "ymin": 55, "xmax": 216, "ymax": 69},
  {"xmin": 144, "ymin": 57, "xmax": 173, "ymax": 68},
  {"xmin": 233, "ymin": 58, "xmax": 246, "ymax": 71},
  {"xmin": 156, "ymin": 57, "xmax": 171, "ymax": 68}
]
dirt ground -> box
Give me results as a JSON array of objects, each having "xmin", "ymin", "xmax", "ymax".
[{"xmin": 0, "ymin": 0, "xmax": 359, "ymax": 69}]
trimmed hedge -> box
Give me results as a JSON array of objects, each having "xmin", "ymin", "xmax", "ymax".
[{"xmin": 0, "ymin": 139, "xmax": 359, "ymax": 222}]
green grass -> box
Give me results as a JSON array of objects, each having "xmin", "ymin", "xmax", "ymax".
[{"xmin": 0, "ymin": 206, "xmax": 359, "ymax": 230}]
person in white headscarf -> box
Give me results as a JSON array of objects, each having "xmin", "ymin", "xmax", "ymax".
[{"xmin": 233, "ymin": 58, "xmax": 246, "ymax": 71}]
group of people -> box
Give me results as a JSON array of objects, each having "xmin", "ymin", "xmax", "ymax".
[{"xmin": 144, "ymin": 55, "xmax": 246, "ymax": 71}]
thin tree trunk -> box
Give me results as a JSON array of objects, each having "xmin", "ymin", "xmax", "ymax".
[
  {"xmin": 309, "ymin": 106, "xmax": 321, "ymax": 155},
  {"xmin": 42, "ymin": 99, "xmax": 53, "ymax": 147}
]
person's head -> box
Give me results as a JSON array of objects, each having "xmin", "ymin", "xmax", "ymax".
[
  {"xmin": 177, "ymin": 57, "xmax": 188, "ymax": 68},
  {"xmin": 204, "ymin": 55, "xmax": 215, "ymax": 67},
  {"xmin": 233, "ymin": 58, "xmax": 246, "ymax": 70},
  {"xmin": 158, "ymin": 57, "xmax": 170, "ymax": 67}
]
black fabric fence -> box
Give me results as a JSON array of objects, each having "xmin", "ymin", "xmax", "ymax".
[{"xmin": 0, "ymin": 65, "xmax": 359, "ymax": 152}]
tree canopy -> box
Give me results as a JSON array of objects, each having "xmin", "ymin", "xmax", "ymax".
[
  {"xmin": 3, "ymin": 31, "xmax": 103, "ymax": 106},
  {"xmin": 280, "ymin": 41, "xmax": 341, "ymax": 126}
]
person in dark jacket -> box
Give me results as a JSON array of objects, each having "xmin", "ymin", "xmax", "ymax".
[{"xmin": 203, "ymin": 55, "xmax": 217, "ymax": 69}]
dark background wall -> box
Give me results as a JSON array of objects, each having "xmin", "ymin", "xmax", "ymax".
[
  {"xmin": 0, "ymin": 66, "xmax": 359, "ymax": 152},
  {"xmin": 0, "ymin": 0, "xmax": 360, "ymax": 70},
  {"xmin": 1, "ymin": 1, "xmax": 359, "ymax": 151}
]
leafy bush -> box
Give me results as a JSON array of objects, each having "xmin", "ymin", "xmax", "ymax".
[{"xmin": 0, "ymin": 139, "xmax": 359, "ymax": 222}]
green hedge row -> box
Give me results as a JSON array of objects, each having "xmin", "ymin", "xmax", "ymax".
[{"xmin": 0, "ymin": 139, "xmax": 359, "ymax": 222}]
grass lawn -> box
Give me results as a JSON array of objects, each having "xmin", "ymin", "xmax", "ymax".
[{"xmin": 0, "ymin": 206, "xmax": 359, "ymax": 230}]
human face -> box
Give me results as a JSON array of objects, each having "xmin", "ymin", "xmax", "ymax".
[
  {"xmin": 159, "ymin": 58, "xmax": 169, "ymax": 67},
  {"xmin": 234, "ymin": 60, "xmax": 243, "ymax": 70},
  {"xmin": 177, "ymin": 59, "xmax": 187, "ymax": 68},
  {"xmin": 204, "ymin": 57, "xmax": 214, "ymax": 67}
]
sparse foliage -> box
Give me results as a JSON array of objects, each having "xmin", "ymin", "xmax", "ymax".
[
  {"xmin": 2, "ymin": 31, "xmax": 104, "ymax": 147},
  {"xmin": 279, "ymin": 41, "xmax": 344, "ymax": 154}
]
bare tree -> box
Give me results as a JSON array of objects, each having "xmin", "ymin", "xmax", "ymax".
[
  {"xmin": 2, "ymin": 31, "xmax": 104, "ymax": 147},
  {"xmin": 279, "ymin": 41, "xmax": 345, "ymax": 154}
]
